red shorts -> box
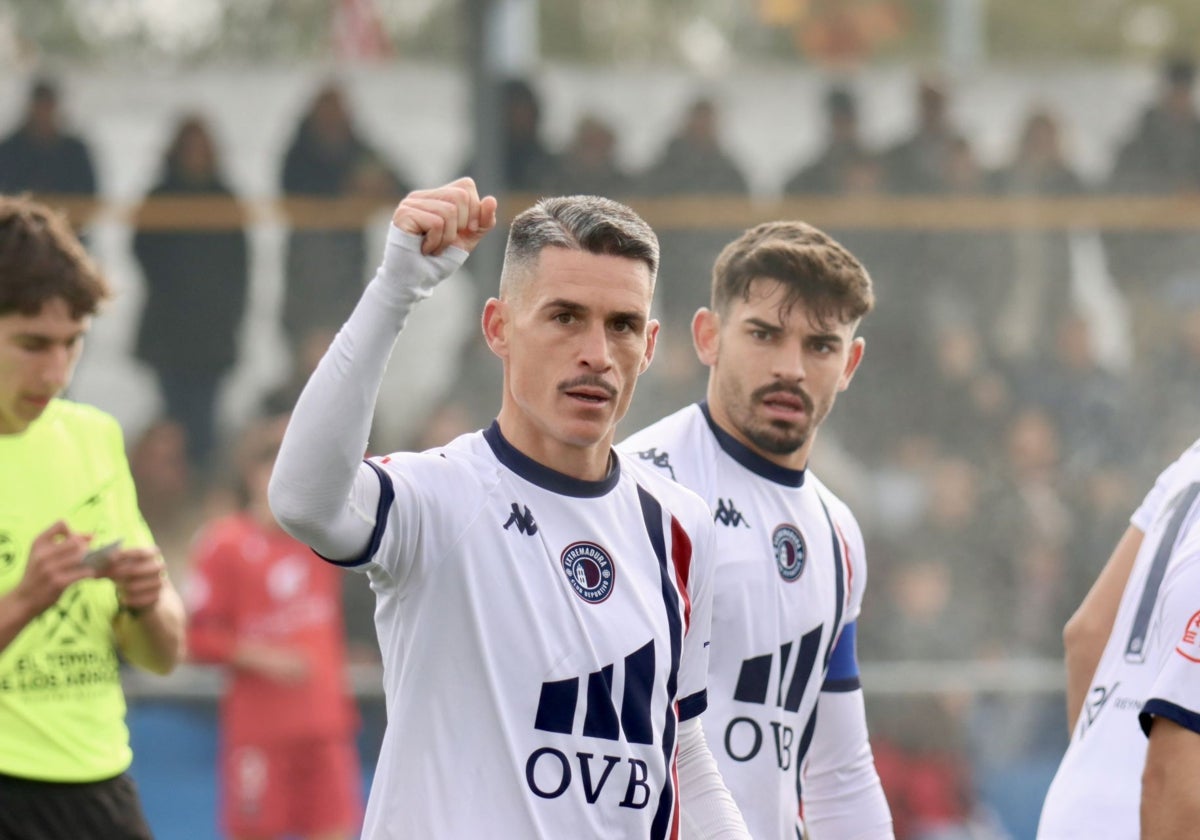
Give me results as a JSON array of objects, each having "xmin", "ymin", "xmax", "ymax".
[{"xmin": 221, "ymin": 736, "xmax": 361, "ymax": 838}]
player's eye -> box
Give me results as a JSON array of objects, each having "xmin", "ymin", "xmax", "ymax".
[{"xmin": 553, "ymin": 312, "xmax": 575, "ymax": 325}]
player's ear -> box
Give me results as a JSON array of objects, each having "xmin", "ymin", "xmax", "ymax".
[
  {"xmin": 639, "ymin": 318, "xmax": 659, "ymax": 375},
  {"xmin": 692, "ymin": 307, "xmax": 720, "ymax": 367},
  {"xmin": 838, "ymin": 335, "xmax": 866, "ymax": 392},
  {"xmin": 482, "ymin": 298, "xmax": 510, "ymax": 359}
]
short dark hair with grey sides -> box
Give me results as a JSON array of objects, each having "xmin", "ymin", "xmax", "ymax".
[
  {"xmin": 0, "ymin": 195, "xmax": 110, "ymax": 318},
  {"xmin": 499, "ymin": 195, "xmax": 659, "ymax": 297},
  {"xmin": 711, "ymin": 220, "xmax": 874, "ymax": 327}
]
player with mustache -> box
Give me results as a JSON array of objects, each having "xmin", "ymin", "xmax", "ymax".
[
  {"xmin": 622, "ymin": 221, "xmax": 894, "ymax": 839},
  {"xmin": 269, "ymin": 179, "xmax": 750, "ymax": 838}
]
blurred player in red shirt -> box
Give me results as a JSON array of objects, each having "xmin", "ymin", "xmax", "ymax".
[{"xmin": 187, "ymin": 414, "xmax": 362, "ymax": 840}]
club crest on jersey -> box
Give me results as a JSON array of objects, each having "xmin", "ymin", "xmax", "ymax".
[
  {"xmin": 772, "ymin": 524, "xmax": 807, "ymax": 582},
  {"xmin": 1176, "ymin": 609, "xmax": 1200, "ymax": 663},
  {"xmin": 561, "ymin": 541, "xmax": 615, "ymax": 604}
]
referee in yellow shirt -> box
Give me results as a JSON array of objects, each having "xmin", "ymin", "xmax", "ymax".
[{"xmin": 0, "ymin": 195, "xmax": 186, "ymax": 839}]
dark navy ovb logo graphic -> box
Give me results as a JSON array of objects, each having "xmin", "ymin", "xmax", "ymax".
[
  {"xmin": 562, "ymin": 541, "xmax": 615, "ymax": 603},
  {"xmin": 772, "ymin": 524, "xmax": 806, "ymax": 582}
]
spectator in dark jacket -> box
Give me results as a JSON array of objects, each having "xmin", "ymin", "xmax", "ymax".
[
  {"xmin": 280, "ymin": 82, "xmax": 406, "ymax": 356},
  {"xmin": 549, "ymin": 113, "xmax": 631, "ymax": 197},
  {"xmin": 785, "ymin": 85, "xmax": 880, "ymax": 195},
  {"xmin": 0, "ymin": 77, "xmax": 97, "ymax": 199},
  {"xmin": 640, "ymin": 96, "xmax": 749, "ymax": 338},
  {"xmin": 642, "ymin": 96, "xmax": 749, "ymax": 196},
  {"xmin": 1104, "ymin": 55, "xmax": 1200, "ymax": 359},
  {"xmin": 134, "ymin": 115, "xmax": 249, "ymax": 473},
  {"xmin": 882, "ymin": 77, "xmax": 964, "ymax": 194}
]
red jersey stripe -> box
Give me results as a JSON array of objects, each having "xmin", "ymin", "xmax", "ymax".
[
  {"xmin": 835, "ymin": 520, "xmax": 853, "ymax": 610},
  {"xmin": 669, "ymin": 515, "xmax": 693, "ymax": 631}
]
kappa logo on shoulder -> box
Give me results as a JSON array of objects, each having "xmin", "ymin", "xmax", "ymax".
[
  {"xmin": 636, "ymin": 448, "xmax": 675, "ymax": 481},
  {"xmin": 561, "ymin": 541, "xmax": 615, "ymax": 603}
]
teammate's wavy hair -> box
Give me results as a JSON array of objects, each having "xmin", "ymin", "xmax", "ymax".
[
  {"xmin": 499, "ymin": 195, "xmax": 659, "ymax": 299},
  {"xmin": 711, "ymin": 220, "xmax": 874, "ymax": 328},
  {"xmin": 0, "ymin": 194, "xmax": 110, "ymax": 318}
]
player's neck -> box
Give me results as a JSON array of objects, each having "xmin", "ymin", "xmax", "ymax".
[{"xmin": 494, "ymin": 409, "xmax": 615, "ymax": 483}]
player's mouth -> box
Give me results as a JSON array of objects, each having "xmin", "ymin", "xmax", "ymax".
[
  {"xmin": 564, "ymin": 388, "xmax": 612, "ymax": 405},
  {"xmin": 560, "ymin": 376, "xmax": 617, "ymax": 406},
  {"xmin": 756, "ymin": 387, "xmax": 811, "ymax": 421},
  {"xmin": 22, "ymin": 394, "xmax": 52, "ymax": 410}
]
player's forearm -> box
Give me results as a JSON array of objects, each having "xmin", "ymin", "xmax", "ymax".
[
  {"xmin": 115, "ymin": 583, "xmax": 186, "ymax": 675},
  {"xmin": 676, "ymin": 718, "xmax": 751, "ymax": 839},
  {"xmin": 0, "ymin": 589, "xmax": 39, "ymax": 654},
  {"xmin": 802, "ymin": 689, "xmax": 894, "ymax": 839},
  {"xmin": 802, "ymin": 754, "xmax": 894, "ymax": 839},
  {"xmin": 269, "ymin": 226, "xmax": 466, "ymax": 558}
]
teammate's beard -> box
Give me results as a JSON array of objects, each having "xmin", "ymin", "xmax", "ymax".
[{"xmin": 741, "ymin": 383, "xmax": 815, "ymax": 455}]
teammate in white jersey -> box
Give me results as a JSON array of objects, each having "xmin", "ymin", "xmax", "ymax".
[
  {"xmin": 1038, "ymin": 437, "xmax": 1200, "ymax": 839},
  {"xmin": 268, "ymin": 178, "xmax": 749, "ymax": 838},
  {"xmin": 622, "ymin": 221, "xmax": 893, "ymax": 839}
]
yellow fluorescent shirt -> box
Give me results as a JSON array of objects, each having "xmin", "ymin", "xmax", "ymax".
[{"xmin": 0, "ymin": 399, "xmax": 153, "ymax": 782}]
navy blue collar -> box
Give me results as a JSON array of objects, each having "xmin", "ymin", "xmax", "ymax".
[
  {"xmin": 699, "ymin": 401, "xmax": 806, "ymax": 488},
  {"xmin": 483, "ymin": 421, "xmax": 620, "ymax": 498}
]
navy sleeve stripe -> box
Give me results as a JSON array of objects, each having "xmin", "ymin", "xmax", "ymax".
[
  {"xmin": 314, "ymin": 460, "xmax": 395, "ymax": 568},
  {"xmin": 821, "ymin": 677, "xmax": 862, "ymax": 693},
  {"xmin": 1139, "ymin": 698, "xmax": 1200, "ymax": 737},
  {"xmin": 678, "ymin": 690, "xmax": 707, "ymax": 722}
]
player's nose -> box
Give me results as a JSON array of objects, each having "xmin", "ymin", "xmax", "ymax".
[
  {"xmin": 577, "ymin": 321, "xmax": 613, "ymax": 371},
  {"xmin": 770, "ymin": 343, "xmax": 806, "ymax": 382},
  {"xmin": 40, "ymin": 345, "xmax": 74, "ymax": 391}
]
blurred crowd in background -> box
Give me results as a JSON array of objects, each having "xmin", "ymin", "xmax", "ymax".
[{"xmin": 4, "ymin": 53, "xmax": 1200, "ymax": 837}]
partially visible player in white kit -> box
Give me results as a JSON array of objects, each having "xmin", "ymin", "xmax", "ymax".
[
  {"xmin": 1038, "ymin": 437, "xmax": 1200, "ymax": 839},
  {"xmin": 622, "ymin": 221, "xmax": 893, "ymax": 839},
  {"xmin": 268, "ymin": 178, "xmax": 750, "ymax": 839}
]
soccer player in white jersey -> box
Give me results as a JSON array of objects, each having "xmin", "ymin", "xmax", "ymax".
[
  {"xmin": 622, "ymin": 221, "xmax": 894, "ymax": 839},
  {"xmin": 268, "ymin": 178, "xmax": 749, "ymax": 839},
  {"xmin": 1038, "ymin": 437, "xmax": 1200, "ymax": 838}
]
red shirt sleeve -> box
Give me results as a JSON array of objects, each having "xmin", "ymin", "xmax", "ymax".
[{"xmin": 186, "ymin": 523, "xmax": 241, "ymax": 664}]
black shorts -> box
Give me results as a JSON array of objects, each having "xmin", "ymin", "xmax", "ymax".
[{"xmin": 0, "ymin": 771, "xmax": 153, "ymax": 840}]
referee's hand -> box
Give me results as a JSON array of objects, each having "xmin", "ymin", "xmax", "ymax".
[
  {"xmin": 102, "ymin": 547, "xmax": 167, "ymax": 615},
  {"xmin": 14, "ymin": 521, "xmax": 93, "ymax": 618},
  {"xmin": 392, "ymin": 176, "xmax": 498, "ymax": 257}
]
